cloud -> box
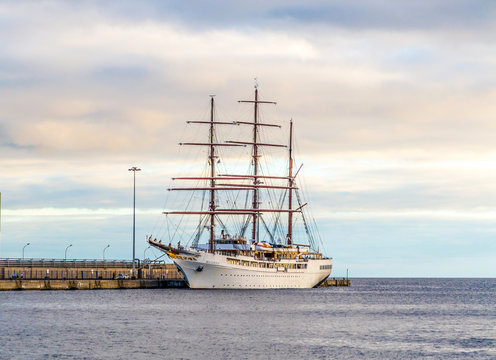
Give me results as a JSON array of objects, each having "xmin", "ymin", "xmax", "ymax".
[
  {"xmin": 26, "ymin": 1, "xmax": 493, "ymax": 32},
  {"xmin": 2, "ymin": 1, "xmax": 495, "ymax": 158},
  {"xmin": 268, "ymin": 1, "xmax": 496, "ymax": 30}
]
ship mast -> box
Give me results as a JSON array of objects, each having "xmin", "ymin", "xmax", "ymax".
[
  {"xmin": 168, "ymin": 96, "xmax": 243, "ymax": 252},
  {"xmin": 209, "ymin": 96, "xmax": 215, "ymax": 253},
  {"xmin": 287, "ymin": 119, "xmax": 294, "ymax": 245},
  {"xmin": 238, "ymin": 83, "xmax": 277, "ymax": 241},
  {"xmin": 252, "ymin": 87, "xmax": 259, "ymax": 241}
]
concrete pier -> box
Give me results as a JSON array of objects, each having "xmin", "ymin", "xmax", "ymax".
[
  {"xmin": 0, "ymin": 258, "xmax": 186, "ymax": 291},
  {"xmin": 0, "ymin": 279, "xmax": 187, "ymax": 291},
  {"xmin": 320, "ymin": 278, "xmax": 351, "ymax": 287}
]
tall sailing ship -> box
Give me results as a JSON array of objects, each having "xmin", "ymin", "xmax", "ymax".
[{"xmin": 149, "ymin": 86, "xmax": 332, "ymax": 289}]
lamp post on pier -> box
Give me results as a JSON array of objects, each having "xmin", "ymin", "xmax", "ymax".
[
  {"xmin": 22, "ymin": 242, "xmax": 30, "ymax": 261},
  {"xmin": 103, "ymin": 244, "xmax": 110, "ymax": 261},
  {"xmin": 144, "ymin": 245, "xmax": 151, "ymax": 265},
  {"xmin": 128, "ymin": 166, "xmax": 141, "ymax": 279},
  {"xmin": 65, "ymin": 244, "xmax": 72, "ymax": 261}
]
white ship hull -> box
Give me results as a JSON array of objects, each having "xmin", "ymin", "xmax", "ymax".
[{"xmin": 170, "ymin": 251, "xmax": 332, "ymax": 289}]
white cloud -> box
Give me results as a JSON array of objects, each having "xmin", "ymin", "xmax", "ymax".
[{"xmin": 2, "ymin": 207, "xmax": 157, "ymax": 221}]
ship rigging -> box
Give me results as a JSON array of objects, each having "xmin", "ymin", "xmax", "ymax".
[{"xmin": 149, "ymin": 86, "xmax": 332, "ymax": 289}]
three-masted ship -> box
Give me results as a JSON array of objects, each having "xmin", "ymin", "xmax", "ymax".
[{"xmin": 149, "ymin": 87, "xmax": 332, "ymax": 289}]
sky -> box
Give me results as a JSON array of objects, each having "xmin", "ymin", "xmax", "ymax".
[{"xmin": 1, "ymin": 0, "xmax": 496, "ymax": 277}]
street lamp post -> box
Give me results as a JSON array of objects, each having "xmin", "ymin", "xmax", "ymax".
[
  {"xmin": 144, "ymin": 245, "xmax": 151, "ymax": 264},
  {"xmin": 65, "ymin": 244, "xmax": 72, "ymax": 261},
  {"xmin": 103, "ymin": 244, "xmax": 110, "ymax": 261},
  {"xmin": 144, "ymin": 245, "xmax": 152, "ymax": 279},
  {"xmin": 128, "ymin": 166, "xmax": 141, "ymax": 279},
  {"xmin": 22, "ymin": 242, "xmax": 30, "ymax": 261}
]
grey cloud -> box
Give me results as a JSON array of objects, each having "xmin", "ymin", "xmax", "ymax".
[
  {"xmin": 0, "ymin": 142, "xmax": 37, "ymax": 151},
  {"xmin": 91, "ymin": 65, "xmax": 150, "ymax": 82},
  {"xmin": 3, "ymin": 174, "xmax": 165, "ymax": 210},
  {"xmin": 268, "ymin": 1, "xmax": 494, "ymax": 30},
  {"xmin": 68, "ymin": 0, "xmax": 496, "ymax": 31},
  {"xmin": 0, "ymin": 58, "xmax": 48, "ymax": 88}
]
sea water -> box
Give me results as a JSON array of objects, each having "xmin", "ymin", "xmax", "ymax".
[{"xmin": 0, "ymin": 278, "xmax": 495, "ymax": 359}]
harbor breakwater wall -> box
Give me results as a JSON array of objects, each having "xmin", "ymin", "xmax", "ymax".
[
  {"xmin": 0, "ymin": 279, "xmax": 187, "ymax": 291},
  {"xmin": 0, "ymin": 258, "xmax": 187, "ymax": 291}
]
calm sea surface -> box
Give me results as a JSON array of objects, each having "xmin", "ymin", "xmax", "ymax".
[{"xmin": 1, "ymin": 278, "xmax": 495, "ymax": 359}]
